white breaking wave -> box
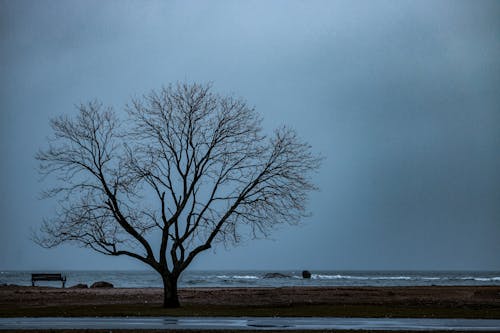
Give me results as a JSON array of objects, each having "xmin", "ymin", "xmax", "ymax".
[
  {"xmin": 470, "ymin": 277, "xmax": 500, "ymax": 282},
  {"xmin": 232, "ymin": 275, "xmax": 259, "ymax": 279},
  {"xmin": 311, "ymin": 274, "xmax": 413, "ymax": 280},
  {"xmin": 457, "ymin": 276, "xmax": 500, "ymax": 281},
  {"xmin": 216, "ymin": 275, "xmax": 259, "ymax": 280},
  {"xmin": 311, "ymin": 274, "xmax": 343, "ymax": 280},
  {"xmin": 310, "ymin": 275, "xmax": 500, "ymax": 282}
]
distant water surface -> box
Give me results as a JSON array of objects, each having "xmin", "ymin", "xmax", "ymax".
[{"xmin": 1, "ymin": 270, "xmax": 500, "ymax": 288}]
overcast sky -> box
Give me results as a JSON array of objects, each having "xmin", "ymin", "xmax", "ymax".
[{"xmin": 1, "ymin": 0, "xmax": 499, "ymax": 271}]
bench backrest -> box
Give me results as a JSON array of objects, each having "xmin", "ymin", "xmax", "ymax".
[{"xmin": 31, "ymin": 273, "xmax": 66, "ymax": 281}]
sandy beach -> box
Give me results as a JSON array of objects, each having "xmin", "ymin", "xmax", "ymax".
[{"xmin": 1, "ymin": 285, "xmax": 499, "ymax": 319}]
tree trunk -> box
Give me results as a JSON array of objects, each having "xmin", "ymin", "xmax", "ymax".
[{"xmin": 162, "ymin": 274, "xmax": 180, "ymax": 308}]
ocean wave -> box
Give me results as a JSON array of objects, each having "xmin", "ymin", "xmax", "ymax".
[
  {"xmin": 186, "ymin": 279, "xmax": 209, "ymax": 285},
  {"xmin": 459, "ymin": 277, "xmax": 477, "ymax": 281},
  {"xmin": 233, "ymin": 275, "xmax": 259, "ymax": 279},
  {"xmin": 216, "ymin": 275, "xmax": 259, "ymax": 280},
  {"xmin": 465, "ymin": 277, "xmax": 500, "ymax": 282},
  {"xmin": 311, "ymin": 274, "xmax": 343, "ymax": 280},
  {"xmin": 311, "ymin": 274, "xmax": 413, "ymax": 280},
  {"xmin": 196, "ymin": 274, "xmax": 500, "ymax": 284},
  {"xmin": 456, "ymin": 276, "xmax": 500, "ymax": 281}
]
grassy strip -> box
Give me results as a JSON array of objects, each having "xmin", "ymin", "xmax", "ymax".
[{"xmin": 2, "ymin": 303, "xmax": 500, "ymax": 319}]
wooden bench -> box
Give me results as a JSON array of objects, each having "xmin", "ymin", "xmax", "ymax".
[{"xmin": 31, "ymin": 273, "xmax": 66, "ymax": 288}]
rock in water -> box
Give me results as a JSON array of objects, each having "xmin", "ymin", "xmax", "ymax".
[
  {"xmin": 90, "ymin": 281, "xmax": 114, "ymax": 288},
  {"xmin": 302, "ymin": 270, "xmax": 312, "ymax": 279},
  {"xmin": 263, "ymin": 272, "xmax": 290, "ymax": 279},
  {"xmin": 69, "ymin": 283, "xmax": 88, "ymax": 289}
]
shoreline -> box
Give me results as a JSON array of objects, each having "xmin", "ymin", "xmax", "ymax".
[
  {"xmin": 1, "ymin": 285, "xmax": 499, "ymax": 319},
  {"xmin": 3, "ymin": 270, "xmax": 500, "ymax": 290}
]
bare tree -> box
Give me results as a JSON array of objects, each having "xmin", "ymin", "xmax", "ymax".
[{"xmin": 35, "ymin": 83, "xmax": 321, "ymax": 307}]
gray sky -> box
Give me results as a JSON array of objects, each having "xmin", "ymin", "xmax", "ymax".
[{"xmin": 1, "ymin": 0, "xmax": 499, "ymax": 271}]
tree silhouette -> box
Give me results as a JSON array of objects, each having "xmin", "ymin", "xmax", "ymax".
[{"xmin": 35, "ymin": 83, "xmax": 321, "ymax": 307}]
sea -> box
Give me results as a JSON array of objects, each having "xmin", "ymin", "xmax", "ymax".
[{"xmin": 2, "ymin": 270, "xmax": 500, "ymax": 288}]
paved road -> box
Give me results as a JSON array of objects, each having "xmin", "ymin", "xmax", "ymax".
[{"xmin": 1, "ymin": 317, "xmax": 500, "ymax": 331}]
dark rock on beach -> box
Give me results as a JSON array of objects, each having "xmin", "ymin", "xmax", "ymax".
[
  {"xmin": 263, "ymin": 272, "xmax": 290, "ymax": 279},
  {"xmin": 90, "ymin": 281, "xmax": 114, "ymax": 288},
  {"xmin": 69, "ymin": 283, "xmax": 88, "ymax": 289},
  {"xmin": 302, "ymin": 270, "xmax": 312, "ymax": 279}
]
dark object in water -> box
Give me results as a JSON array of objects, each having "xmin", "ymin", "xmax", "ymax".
[
  {"xmin": 302, "ymin": 270, "xmax": 312, "ymax": 279},
  {"xmin": 263, "ymin": 272, "xmax": 290, "ymax": 279},
  {"xmin": 90, "ymin": 281, "xmax": 114, "ymax": 288}
]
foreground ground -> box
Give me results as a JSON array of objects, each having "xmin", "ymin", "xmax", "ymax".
[{"xmin": 1, "ymin": 285, "xmax": 499, "ymax": 319}]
